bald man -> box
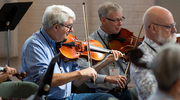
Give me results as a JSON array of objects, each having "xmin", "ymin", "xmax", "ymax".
[{"xmin": 130, "ymin": 6, "xmax": 177, "ymax": 100}]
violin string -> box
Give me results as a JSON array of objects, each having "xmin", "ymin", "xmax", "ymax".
[{"xmin": 97, "ymin": 31, "xmax": 118, "ymax": 68}]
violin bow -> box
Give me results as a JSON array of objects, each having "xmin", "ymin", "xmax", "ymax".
[
  {"xmin": 124, "ymin": 24, "xmax": 143, "ymax": 77},
  {"xmin": 82, "ymin": 2, "xmax": 96, "ymax": 83},
  {"xmin": 82, "ymin": 2, "xmax": 92, "ymax": 67}
]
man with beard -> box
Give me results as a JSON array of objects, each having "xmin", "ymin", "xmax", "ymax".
[{"xmin": 130, "ymin": 6, "xmax": 177, "ymax": 100}]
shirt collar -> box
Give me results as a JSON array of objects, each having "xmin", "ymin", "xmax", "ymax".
[
  {"xmin": 41, "ymin": 28, "xmax": 55, "ymax": 43},
  {"xmin": 41, "ymin": 28, "xmax": 56, "ymax": 48},
  {"xmin": 144, "ymin": 36, "xmax": 161, "ymax": 52},
  {"xmin": 97, "ymin": 26, "xmax": 109, "ymax": 39}
]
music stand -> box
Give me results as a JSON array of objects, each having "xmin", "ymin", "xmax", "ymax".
[{"xmin": 0, "ymin": 2, "xmax": 33, "ymax": 66}]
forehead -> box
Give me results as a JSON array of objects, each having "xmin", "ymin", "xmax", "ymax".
[
  {"xmin": 108, "ymin": 10, "xmax": 122, "ymax": 18},
  {"xmin": 154, "ymin": 9, "xmax": 174, "ymax": 25},
  {"xmin": 64, "ymin": 18, "xmax": 74, "ymax": 25}
]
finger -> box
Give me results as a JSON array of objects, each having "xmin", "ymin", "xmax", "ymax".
[
  {"xmin": 119, "ymin": 52, "xmax": 124, "ymax": 58},
  {"xmin": 112, "ymin": 50, "xmax": 118, "ymax": 60},
  {"xmin": 93, "ymin": 74, "xmax": 96, "ymax": 82},
  {"xmin": 117, "ymin": 78, "xmax": 123, "ymax": 88},
  {"xmin": 118, "ymin": 77, "xmax": 126, "ymax": 88},
  {"xmin": 121, "ymin": 76, "xmax": 127, "ymax": 83}
]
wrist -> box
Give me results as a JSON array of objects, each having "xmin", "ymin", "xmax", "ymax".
[{"xmin": 104, "ymin": 76, "xmax": 110, "ymax": 83}]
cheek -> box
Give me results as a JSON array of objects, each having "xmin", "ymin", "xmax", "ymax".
[
  {"xmin": 160, "ymin": 29, "xmax": 170, "ymax": 39},
  {"xmin": 165, "ymin": 32, "xmax": 173, "ymax": 39}
]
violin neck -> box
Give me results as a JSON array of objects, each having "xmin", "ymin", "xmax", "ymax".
[{"xmin": 90, "ymin": 45, "xmax": 112, "ymax": 54}]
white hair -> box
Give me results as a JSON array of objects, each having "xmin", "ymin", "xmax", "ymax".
[{"xmin": 42, "ymin": 5, "xmax": 76, "ymax": 29}]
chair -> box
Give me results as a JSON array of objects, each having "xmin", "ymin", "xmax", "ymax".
[
  {"xmin": 129, "ymin": 87, "xmax": 138, "ymax": 100},
  {"xmin": 0, "ymin": 81, "xmax": 38, "ymax": 99}
]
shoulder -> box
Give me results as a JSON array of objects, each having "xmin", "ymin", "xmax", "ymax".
[
  {"xmin": 89, "ymin": 31, "xmax": 98, "ymax": 39},
  {"xmin": 22, "ymin": 31, "xmax": 47, "ymax": 53}
]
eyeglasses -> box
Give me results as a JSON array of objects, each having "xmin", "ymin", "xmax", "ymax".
[
  {"xmin": 60, "ymin": 24, "xmax": 73, "ymax": 31},
  {"xmin": 105, "ymin": 16, "xmax": 125, "ymax": 23},
  {"xmin": 151, "ymin": 22, "xmax": 176, "ymax": 31}
]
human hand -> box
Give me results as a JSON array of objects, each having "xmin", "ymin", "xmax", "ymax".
[
  {"xmin": 79, "ymin": 67, "xmax": 97, "ymax": 82},
  {"xmin": 105, "ymin": 50, "xmax": 124, "ymax": 64},
  {"xmin": 105, "ymin": 75, "xmax": 127, "ymax": 88},
  {"xmin": 4, "ymin": 65, "xmax": 17, "ymax": 76},
  {"xmin": 0, "ymin": 65, "xmax": 17, "ymax": 83}
]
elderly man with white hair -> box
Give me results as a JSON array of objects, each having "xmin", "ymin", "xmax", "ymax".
[{"xmin": 130, "ymin": 5, "xmax": 177, "ymax": 100}]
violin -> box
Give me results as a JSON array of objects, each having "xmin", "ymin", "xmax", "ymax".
[
  {"xmin": 58, "ymin": 34, "xmax": 127, "ymax": 62},
  {"xmin": 0, "ymin": 66, "xmax": 26, "ymax": 81},
  {"xmin": 175, "ymin": 34, "xmax": 180, "ymax": 43},
  {"xmin": 108, "ymin": 28, "xmax": 144, "ymax": 54}
]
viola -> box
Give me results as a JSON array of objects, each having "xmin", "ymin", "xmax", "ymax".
[
  {"xmin": 58, "ymin": 34, "xmax": 127, "ymax": 62},
  {"xmin": 0, "ymin": 66, "xmax": 26, "ymax": 81},
  {"xmin": 108, "ymin": 28, "xmax": 144, "ymax": 54}
]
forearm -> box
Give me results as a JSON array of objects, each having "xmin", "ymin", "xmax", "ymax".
[
  {"xmin": 73, "ymin": 76, "xmax": 90, "ymax": 87},
  {"xmin": 93, "ymin": 58, "xmax": 111, "ymax": 72},
  {"xmin": 51, "ymin": 71, "xmax": 82, "ymax": 87},
  {"xmin": 0, "ymin": 75, "xmax": 7, "ymax": 83}
]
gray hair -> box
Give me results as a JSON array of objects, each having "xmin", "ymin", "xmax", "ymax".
[
  {"xmin": 42, "ymin": 5, "xmax": 76, "ymax": 29},
  {"xmin": 151, "ymin": 43, "xmax": 180, "ymax": 91},
  {"xmin": 98, "ymin": 1, "xmax": 123, "ymax": 20}
]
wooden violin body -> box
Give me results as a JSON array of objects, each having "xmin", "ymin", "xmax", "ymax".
[
  {"xmin": 58, "ymin": 34, "xmax": 127, "ymax": 62},
  {"xmin": 59, "ymin": 34, "xmax": 105, "ymax": 62},
  {"xmin": 108, "ymin": 28, "xmax": 144, "ymax": 53}
]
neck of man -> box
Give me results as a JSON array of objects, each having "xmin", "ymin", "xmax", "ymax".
[{"xmin": 100, "ymin": 26, "xmax": 114, "ymax": 35}]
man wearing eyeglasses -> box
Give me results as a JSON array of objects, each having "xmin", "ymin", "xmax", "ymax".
[
  {"xmin": 77, "ymin": 1, "xmax": 132, "ymax": 100},
  {"xmin": 20, "ymin": 5, "xmax": 121, "ymax": 100},
  {"xmin": 130, "ymin": 6, "xmax": 177, "ymax": 100}
]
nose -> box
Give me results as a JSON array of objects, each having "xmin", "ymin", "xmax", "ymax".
[
  {"xmin": 117, "ymin": 20, "xmax": 123, "ymax": 26},
  {"xmin": 171, "ymin": 26, "xmax": 177, "ymax": 33},
  {"xmin": 69, "ymin": 27, "xmax": 74, "ymax": 32}
]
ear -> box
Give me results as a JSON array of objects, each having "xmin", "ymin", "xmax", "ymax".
[
  {"xmin": 149, "ymin": 24, "xmax": 158, "ymax": 35},
  {"xmin": 101, "ymin": 17, "xmax": 106, "ymax": 24},
  {"xmin": 53, "ymin": 24, "xmax": 59, "ymax": 31}
]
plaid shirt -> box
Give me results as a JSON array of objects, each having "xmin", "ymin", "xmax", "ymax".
[{"xmin": 130, "ymin": 37, "xmax": 160, "ymax": 100}]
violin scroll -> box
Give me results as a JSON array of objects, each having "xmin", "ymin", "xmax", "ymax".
[
  {"xmin": 13, "ymin": 72, "xmax": 27, "ymax": 81},
  {"xmin": 0, "ymin": 66, "xmax": 27, "ymax": 81}
]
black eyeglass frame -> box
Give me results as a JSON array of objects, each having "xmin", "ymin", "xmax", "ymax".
[
  {"xmin": 149, "ymin": 22, "xmax": 176, "ymax": 31},
  {"xmin": 60, "ymin": 24, "xmax": 73, "ymax": 31},
  {"xmin": 105, "ymin": 16, "xmax": 125, "ymax": 23}
]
